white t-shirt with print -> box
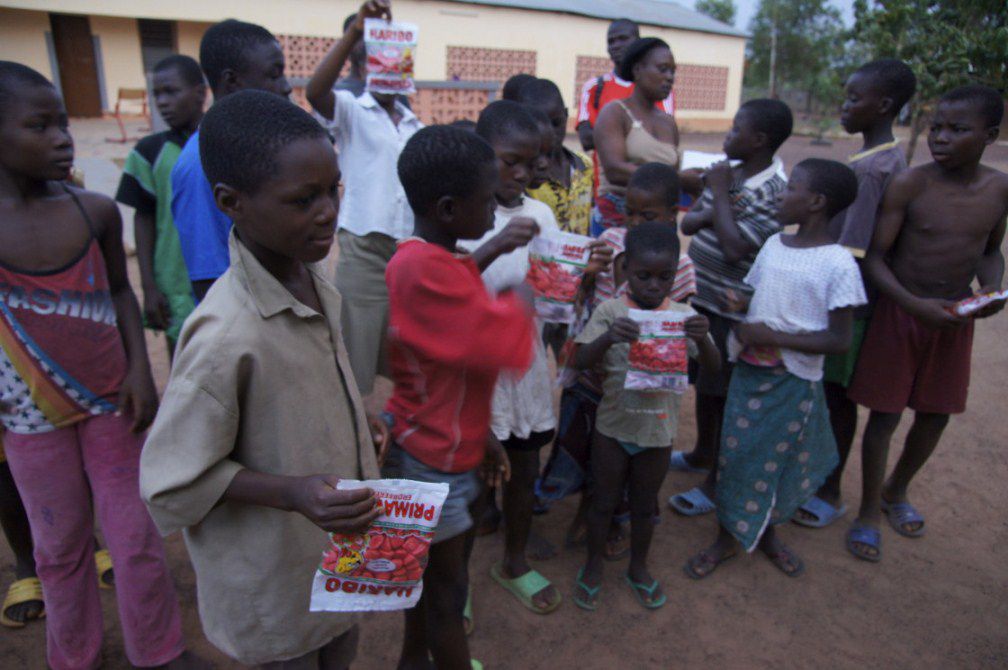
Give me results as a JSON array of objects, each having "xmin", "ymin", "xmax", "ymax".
[
  {"xmin": 728, "ymin": 234, "xmax": 867, "ymax": 381},
  {"xmin": 458, "ymin": 197, "xmax": 560, "ymax": 440}
]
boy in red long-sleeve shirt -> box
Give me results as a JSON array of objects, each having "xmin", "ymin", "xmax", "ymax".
[{"xmin": 383, "ymin": 125, "xmax": 535, "ymax": 670}]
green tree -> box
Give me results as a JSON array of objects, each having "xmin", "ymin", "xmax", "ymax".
[
  {"xmin": 745, "ymin": 0, "xmax": 847, "ymax": 112},
  {"xmin": 853, "ymin": 0, "xmax": 1008, "ymax": 160},
  {"xmin": 695, "ymin": 0, "xmax": 737, "ymax": 25}
]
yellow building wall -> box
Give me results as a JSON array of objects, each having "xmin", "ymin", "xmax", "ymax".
[
  {"xmin": 177, "ymin": 20, "xmax": 213, "ymax": 61},
  {"xmin": 3, "ymin": 0, "xmax": 744, "ymax": 126},
  {"xmin": 89, "ymin": 14, "xmax": 146, "ymax": 109},
  {"xmin": 0, "ymin": 7, "xmax": 56, "ymax": 83}
]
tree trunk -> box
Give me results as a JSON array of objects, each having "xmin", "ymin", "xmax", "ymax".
[{"xmin": 905, "ymin": 107, "xmax": 928, "ymax": 164}]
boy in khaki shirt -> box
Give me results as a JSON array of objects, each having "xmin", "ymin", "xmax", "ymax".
[{"xmin": 140, "ymin": 91, "xmax": 384, "ymax": 668}]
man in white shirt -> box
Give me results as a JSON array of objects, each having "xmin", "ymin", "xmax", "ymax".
[{"xmin": 306, "ymin": 1, "xmax": 423, "ymax": 394}]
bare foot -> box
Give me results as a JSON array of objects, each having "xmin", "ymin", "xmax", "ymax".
[
  {"xmin": 758, "ymin": 531, "xmax": 805, "ymax": 577},
  {"xmin": 684, "ymin": 536, "xmax": 737, "ymax": 580}
]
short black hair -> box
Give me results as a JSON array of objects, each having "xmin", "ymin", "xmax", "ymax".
[
  {"xmin": 153, "ymin": 54, "xmax": 205, "ymax": 87},
  {"xmin": 199, "ymin": 89, "xmax": 327, "ymax": 194},
  {"xmin": 0, "ymin": 61, "xmax": 55, "ymax": 121},
  {"xmin": 854, "ymin": 59, "xmax": 917, "ymax": 113},
  {"xmin": 450, "ymin": 118, "xmax": 477, "ymax": 132},
  {"xmin": 398, "ymin": 125, "xmax": 496, "ymax": 216},
  {"xmin": 628, "ymin": 162, "xmax": 681, "ymax": 208},
  {"xmin": 940, "ymin": 84, "xmax": 1005, "ymax": 128},
  {"xmin": 502, "ymin": 74, "xmax": 537, "ymax": 102},
  {"xmin": 525, "ymin": 106, "xmax": 552, "ymax": 133},
  {"xmin": 343, "ymin": 13, "xmax": 357, "ymax": 32},
  {"xmin": 624, "ymin": 220, "xmax": 680, "ymax": 263},
  {"xmin": 617, "ymin": 37, "xmax": 671, "ymax": 82},
  {"xmin": 476, "ymin": 99, "xmax": 539, "ymax": 145},
  {"xmin": 738, "ymin": 98, "xmax": 794, "ymax": 151},
  {"xmin": 199, "ymin": 19, "xmax": 277, "ymax": 91},
  {"xmin": 514, "ymin": 78, "xmax": 564, "ymax": 108},
  {"xmin": 794, "ymin": 158, "xmax": 858, "ymax": 218},
  {"xmin": 609, "ymin": 18, "xmax": 640, "ymax": 35}
]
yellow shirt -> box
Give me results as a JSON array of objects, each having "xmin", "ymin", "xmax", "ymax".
[
  {"xmin": 528, "ymin": 150, "xmax": 594, "ymax": 235},
  {"xmin": 140, "ymin": 232, "xmax": 379, "ymax": 665}
]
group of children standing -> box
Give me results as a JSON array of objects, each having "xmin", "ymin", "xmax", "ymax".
[{"xmin": 0, "ymin": 0, "xmax": 1006, "ymax": 667}]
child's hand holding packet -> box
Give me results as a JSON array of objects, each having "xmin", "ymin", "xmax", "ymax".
[
  {"xmin": 624, "ymin": 308, "xmax": 695, "ymax": 393},
  {"xmin": 526, "ymin": 230, "xmax": 594, "ymax": 324},
  {"xmin": 310, "ymin": 478, "xmax": 449, "ymax": 612}
]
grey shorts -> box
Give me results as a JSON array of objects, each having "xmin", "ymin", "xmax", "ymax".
[{"xmin": 381, "ymin": 444, "xmax": 483, "ymax": 543}]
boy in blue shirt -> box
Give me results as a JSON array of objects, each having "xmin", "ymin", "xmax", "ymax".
[{"xmin": 170, "ymin": 19, "xmax": 292, "ymax": 301}]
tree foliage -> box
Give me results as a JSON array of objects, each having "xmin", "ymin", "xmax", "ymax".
[
  {"xmin": 695, "ymin": 0, "xmax": 737, "ymax": 26},
  {"xmin": 745, "ymin": 0, "xmax": 847, "ymax": 110},
  {"xmin": 852, "ymin": 0, "xmax": 1008, "ymax": 159}
]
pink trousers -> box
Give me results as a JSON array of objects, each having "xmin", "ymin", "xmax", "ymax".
[{"xmin": 4, "ymin": 413, "xmax": 184, "ymax": 670}]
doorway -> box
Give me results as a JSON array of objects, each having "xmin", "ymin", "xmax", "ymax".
[
  {"xmin": 138, "ymin": 19, "xmax": 177, "ymax": 73},
  {"xmin": 49, "ymin": 13, "xmax": 103, "ymax": 117}
]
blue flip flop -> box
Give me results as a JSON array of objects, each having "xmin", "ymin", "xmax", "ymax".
[
  {"xmin": 793, "ymin": 496, "xmax": 848, "ymax": 528},
  {"xmin": 881, "ymin": 500, "xmax": 926, "ymax": 538},
  {"xmin": 668, "ymin": 487, "xmax": 715, "ymax": 516},
  {"xmin": 846, "ymin": 524, "xmax": 882, "ymax": 562},
  {"xmin": 669, "ymin": 450, "xmax": 707, "ymax": 474}
]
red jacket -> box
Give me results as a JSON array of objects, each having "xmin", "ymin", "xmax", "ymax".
[{"xmin": 384, "ymin": 239, "xmax": 533, "ymax": 472}]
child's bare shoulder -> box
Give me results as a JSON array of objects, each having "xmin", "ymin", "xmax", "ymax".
[
  {"xmin": 978, "ymin": 164, "xmax": 1008, "ymax": 196},
  {"xmin": 66, "ymin": 186, "xmax": 121, "ymax": 232}
]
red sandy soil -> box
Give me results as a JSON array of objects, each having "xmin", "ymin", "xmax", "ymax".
[{"xmin": 1, "ymin": 130, "xmax": 1007, "ymax": 669}]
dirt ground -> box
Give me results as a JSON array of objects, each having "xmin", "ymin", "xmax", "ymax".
[{"xmin": 1, "ymin": 119, "xmax": 1008, "ymax": 669}]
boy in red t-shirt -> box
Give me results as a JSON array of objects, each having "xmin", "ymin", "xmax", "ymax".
[{"xmin": 383, "ymin": 125, "xmax": 535, "ymax": 669}]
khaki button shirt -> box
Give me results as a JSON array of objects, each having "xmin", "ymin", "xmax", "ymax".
[{"xmin": 140, "ymin": 232, "xmax": 379, "ymax": 665}]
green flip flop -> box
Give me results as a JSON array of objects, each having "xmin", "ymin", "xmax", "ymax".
[
  {"xmin": 490, "ymin": 563, "xmax": 561, "ymax": 614},
  {"xmin": 471, "ymin": 661, "xmax": 484, "ymax": 670},
  {"xmin": 624, "ymin": 574, "xmax": 667, "ymax": 609},
  {"xmin": 573, "ymin": 567, "xmax": 600, "ymax": 611}
]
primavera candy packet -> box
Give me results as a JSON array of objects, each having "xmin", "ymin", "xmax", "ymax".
[{"xmin": 310, "ymin": 478, "xmax": 448, "ymax": 612}]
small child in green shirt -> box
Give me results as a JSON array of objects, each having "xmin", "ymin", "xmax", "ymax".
[{"xmin": 571, "ymin": 221, "xmax": 718, "ymax": 610}]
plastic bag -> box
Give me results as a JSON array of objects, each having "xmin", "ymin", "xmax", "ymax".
[
  {"xmin": 624, "ymin": 308, "xmax": 694, "ymax": 392},
  {"xmin": 309, "ymin": 478, "xmax": 448, "ymax": 612},
  {"xmin": 950, "ymin": 289, "xmax": 1008, "ymax": 317},
  {"xmin": 526, "ymin": 231, "xmax": 593, "ymax": 324},
  {"xmin": 364, "ymin": 18, "xmax": 418, "ymax": 95}
]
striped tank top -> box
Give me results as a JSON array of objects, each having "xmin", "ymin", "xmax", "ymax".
[{"xmin": 0, "ymin": 188, "xmax": 128, "ymax": 434}]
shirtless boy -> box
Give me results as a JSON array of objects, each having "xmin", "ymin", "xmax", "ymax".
[{"xmin": 846, "ymin": 85, "xmax": 1008, "ymax": 562}]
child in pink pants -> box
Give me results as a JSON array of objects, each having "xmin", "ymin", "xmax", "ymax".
[{"xmin": 0, "ymin": 62, "xmax": 188, "ymax": 670}]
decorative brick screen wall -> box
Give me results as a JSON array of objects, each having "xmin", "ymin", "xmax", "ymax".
[
  {"xmin": 278, "ymin": 33, "xmax": 347, "ymax": 111},
  {"xmin": 409, "ymin": 87, "xmax": 491, "ymax": 124},
  {"xmin": 574, "ymin": 56, "xmax": 729, "ymax": 112},
  {"xmin": 674, "ymin": 65, "xmax": 728, "ymax": 111},
  {"xmin": 446, "ymin": 46, "xmax": 537, "ymax": 82},
  {"xmin": 574, "ymin": 55, "xmax": 611, "ymax": 102}
]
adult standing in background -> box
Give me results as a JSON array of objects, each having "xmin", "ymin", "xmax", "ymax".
[
  {"xmin": 592, "ymin": 38, "xmax": 698, "ymax": 235},
  {"xmin": 576, "ymin": 19, "xmax": 674, "ymax": 198},
  {"xmin": 306, "ymin": 0, "xmax": 422, "ymax": 396}
]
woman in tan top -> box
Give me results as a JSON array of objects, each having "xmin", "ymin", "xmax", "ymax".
[{"xmin": 593, "ymin": 37, "xmax": 701, "ymax": 235}]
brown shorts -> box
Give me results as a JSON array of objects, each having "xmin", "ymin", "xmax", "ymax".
[{"xmin": 848, "ymin": 294, "xmax": 974, "ymax": 415}]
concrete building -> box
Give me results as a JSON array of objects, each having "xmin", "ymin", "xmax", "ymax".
[{"xmin": 0, "ymin": 0, "xmax": 746, "ymax": 130}]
